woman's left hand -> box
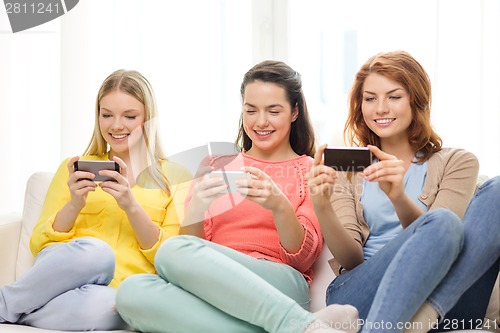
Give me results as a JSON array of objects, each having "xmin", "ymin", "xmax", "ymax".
[
  {"xmin": 363, "ymin": 145, "xmax": 406, "ymax": 202},
  {"xmin": 98, "ymin": 156, "xmax": 137, "ymax": 210},
  {"xmin": 237, "ymin": 166, "xmax": 287, "ymax": 211}
]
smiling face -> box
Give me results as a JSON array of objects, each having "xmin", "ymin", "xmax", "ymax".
[
  {"xmin": 99, "ymin": 89, "xmax": 146, "ymax": 160},
  {"xmin": 361, "ymin": 73, "xmax": 413, "ymax": 146},
  {"xmin": 242, "ymin": 81, "xmax": 298, "ymax": 160}
]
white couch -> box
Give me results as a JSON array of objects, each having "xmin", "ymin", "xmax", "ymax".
[{"xmin": 0, "ymin": 172, "xmax": 498, "ymax": 333}]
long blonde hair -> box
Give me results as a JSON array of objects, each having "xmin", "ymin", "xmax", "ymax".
[{"xmin": 83, "ymin": 69, "xmax": 170, "ymax": 193}]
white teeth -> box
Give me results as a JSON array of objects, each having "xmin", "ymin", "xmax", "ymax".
[
  {"xmin": 375, "ymin": 118, "xmax": 395, "ymax": 124},
  {"xmin": 112, "ymin": 134, "xmax": 127, "ymax": 139},
  {"xmin": 256, "ymin": 131, "xmax": 272, "ymax": 135}
]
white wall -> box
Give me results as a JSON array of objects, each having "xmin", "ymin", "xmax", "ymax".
[
  {"xmin": 58, "ymin": 0, "xmax": 253, "ymax": 159},
  {"xmin": 288, "ymin": 0, "xmax": 500, "ymax": 177},
  {"xmin": 1, "ymin": 0, "xmax": 499, "ymax": 215},
  {"xmin": 0, "ymin": 13, "xmax": 60, "ymax": 213}
]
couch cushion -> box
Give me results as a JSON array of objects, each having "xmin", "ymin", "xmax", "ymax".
[
  {"xmin": 0, "ymin": 213, "xmax": 22, "ymax": 286},
  {"xmin": 310, "ymin": 243, "xmax": 335, "ymax": 312},
  {"xmin": 16, "ymin": 172, "xmax": 53, "ymax": 279}
]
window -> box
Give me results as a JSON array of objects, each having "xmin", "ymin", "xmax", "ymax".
[{"xmin": 288, "ymin": 0, "xmax": 500, "ymax": 176}]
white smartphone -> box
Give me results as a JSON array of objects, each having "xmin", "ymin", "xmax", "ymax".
[
  {"xmin": 207, "ymin": 170, "xmax": 251, "ymax": 192},
  {"xmin": 74, "ymin": 160, "xmax": 120, "ymax": 182},
  {"xmin": 324, "ymin": 147, "xmax": 373, "ymax": 172}
]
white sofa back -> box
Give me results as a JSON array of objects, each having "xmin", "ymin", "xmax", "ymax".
[{"xmin": 15, "ymin": 172, "xmax": 52, "ymax": 280}]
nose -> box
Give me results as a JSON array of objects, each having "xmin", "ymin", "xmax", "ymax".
[
  {"xmin": 111, "ymin": 117, "xmax": 124, "ymax": 130},
  {"xmin": 375, "ymin": 99, "xmax": 389, "ymax": 114},
  {"xmin": 256, "ymin": 111, "xmax": 269, "ymax": 127}
]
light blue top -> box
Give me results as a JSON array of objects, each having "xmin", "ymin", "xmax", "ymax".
[{"xmin": 361, "ymin": 159, "xmax": 428, "ymax": 260}]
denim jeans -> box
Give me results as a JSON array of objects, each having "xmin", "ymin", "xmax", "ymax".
[
  {"xmin": 116, "ymin": 235, "xmax": 314, "ymax": 333},
  {"xmin": 0, "ymin": 237, "xmax": 128, "ymax": 330},
  {"xmin": 326, "ymin": 176, "xmax": 500, "ymax": 333},
  {"xmin": 429, "ymin": 176, "xmax": 500, "ymax": 331}
]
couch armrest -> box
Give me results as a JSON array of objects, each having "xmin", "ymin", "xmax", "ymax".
[{"xmin": 0, "ymin": 212, "xmax": 22, "ymax": 287}]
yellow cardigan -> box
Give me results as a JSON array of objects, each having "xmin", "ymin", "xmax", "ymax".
[{"xmin": 30, "ymin": 155, "xmax": 192, "ymax": 288}]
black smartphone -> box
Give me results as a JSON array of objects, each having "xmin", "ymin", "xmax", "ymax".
[
  {"xmin": 74, "ymin": 160, "xmax": 120, "ymax": 182},
  {"xmin": 207, "ymin": 170, "xmax": 251, "ymax": 192},
  {"xmin": 324, "ymin": 147, "xmax": 373, "ymax": 172}
]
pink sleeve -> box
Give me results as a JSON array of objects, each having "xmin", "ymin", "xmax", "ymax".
[
  {"xmin": 280, "ymin": 217, "xmax": 323, "ymax": 274},
  {"xmin": 279, "ymin": 170, "xmax": 323, "ymax": 274}
]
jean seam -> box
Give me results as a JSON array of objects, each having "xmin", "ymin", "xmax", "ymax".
[
  {"xmin": 366, "ymin": 244, "xmax": 402, "ymax": 331},
  {"xmin": 426, "ymin": 297, "xmax": 446, "ymax": 321},
  {"xmin": 411, "ymin": 212, "xmax": 457, "ymax": 322},
  {"xmin": 365, "ymin": 212, "xmax": 437, "ymax": 331},
  {"xmin": 326, "ymin": 275, "xmax": 352, "ymax": 303}
]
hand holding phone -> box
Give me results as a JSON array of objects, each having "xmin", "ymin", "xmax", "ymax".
[
  {"xmin": 206, "ymin": 170, "xmax": 251, "ymax": 192},
  {"xmin": 74, "ymin": 160, "xmax": 121, "ymax": 182},
  {"xmin": 323, "ymin": 147, "xmax": 373, "ymax": 172}
]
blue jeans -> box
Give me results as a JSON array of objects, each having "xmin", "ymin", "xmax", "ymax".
[
  {"xmin": 117, "ymin": 235, "xmax": 315, "ymax": 333},
  {"xmin": 326, "ymin": 176, "xmax": 500, "ymax": 333},
  {"xmin": 429, "ymin": 176, "xmax": 500, "ymax": 331},
  {"xmin": 0, "ymin": 237, "xmax": 128, "ymax": 330}
]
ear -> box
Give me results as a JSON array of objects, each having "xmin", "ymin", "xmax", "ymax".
[{"xmin": 291, "ymin": 103, "xmax": 299, "ymax": 122}]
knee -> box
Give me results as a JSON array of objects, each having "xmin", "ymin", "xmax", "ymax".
[
  {"xmin": 156, "ymin": 235, "xmax": 201, "ymax": 265},
  {"xmin": 425, "ymin": 208, "xmax": 464, "ymax": 253},
  {"xmin": 155, "ymin": 235, "xmax": 203, "ymax": 278},
  {"xmin": 69, "ymin": 237, "xmax": 115, "ymax": 281}
]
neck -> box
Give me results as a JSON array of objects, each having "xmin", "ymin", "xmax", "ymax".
[
  {"xmin": 380, "ymin": 140, "xmax": 417, "ymax": 170},
  {"xmin": 246, "ymin": 146, "xmax": 299, "ymax": 161}
]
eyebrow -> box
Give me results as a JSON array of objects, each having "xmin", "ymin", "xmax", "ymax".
[
  {"xmin": 100, "ymin": 107, "xmax": 141, "ymax": 113},
  {"xmin": 244, "ymin": 102, "xmax": 284, "ymax": 108},
  {"xmin": 363, "ymin": 88, "xmax": 404, "ymax": 95}
]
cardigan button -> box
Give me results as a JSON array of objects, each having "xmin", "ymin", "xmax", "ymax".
[{"xmin": 421, "ymin": 194, "xmax": 428, "ymax": 199}]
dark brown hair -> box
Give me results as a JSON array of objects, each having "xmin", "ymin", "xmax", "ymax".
[{"xmin": 236, "ymin": 60, "xmax": 316, "ymax": 157}]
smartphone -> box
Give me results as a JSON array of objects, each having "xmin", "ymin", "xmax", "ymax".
[
  {"xmin": 324, "ymin": 147, "xmax": 373, "ymax": 172},
  {"xmin": 74, "ymin": 160, "xmax": 120, "ymax": 182},
  {"xmin": 207, "ymin": 170, "xmax": 251, "ymax": 192}
]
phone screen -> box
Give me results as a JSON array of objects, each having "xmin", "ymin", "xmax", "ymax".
[
  {"xmin": 74, "ymin": 160, "xmax": 120, "ymax": 182},
  {"xmin": 324, "ymin": 147, "xmax": 372, "ymax": 172},
  {"xmin": 208, "ymin": 170, "xmax": 250, "ymax": 192}
]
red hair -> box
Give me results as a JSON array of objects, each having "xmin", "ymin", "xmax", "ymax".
[{"xmin": 344, "ymin": 51, "xmax": 442, "ymax": 162}]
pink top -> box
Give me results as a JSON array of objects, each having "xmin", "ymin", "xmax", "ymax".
[{"xmin": 201, "ymin": 152, "xmax": 323, "ymax": 284}]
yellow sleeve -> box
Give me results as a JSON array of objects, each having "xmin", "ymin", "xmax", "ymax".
[
  {"xmin": 30, "ymin": 158, "xmax": 75, "ymax": 256},
  {"xmin": 140, "ymin": 161, "xmax": 193, "ymax": 262}
]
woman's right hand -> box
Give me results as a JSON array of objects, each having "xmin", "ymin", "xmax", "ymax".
[
  {"xmin": 363, "ymin": 145, "xmax": 406, "ymax": 203},
  {"xmin": 188, "ymin": 166, "xmax": 228, "ymax": 213},
  {"xmin": 306, "ymin": 144, "xmax": 338, "ymax": 208},
  {"xmin": 66, "ymin": 156, "xmax": 97, "ymax": 211},
  {"xmin": 180, "ymin": 166, "xmax": 228, "ymax": 236}
]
